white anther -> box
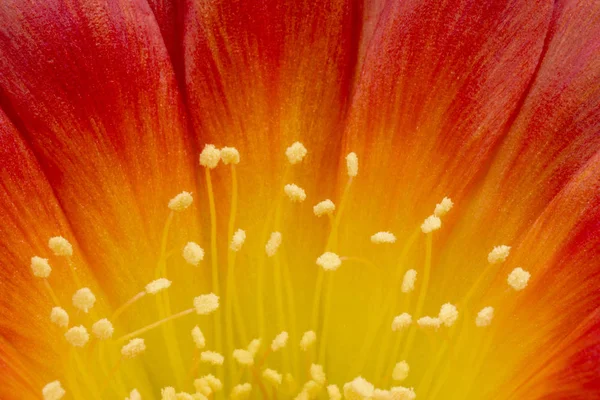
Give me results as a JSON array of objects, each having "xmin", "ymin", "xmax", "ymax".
[
  {"xmin": 247, "ymin": 338, "xmax": 261, "ymax": 356},
  {"xmin": 201, "ymin": 351, "xmax": 224, "ymax": 365},
  {"xmin": 191, "ymin": 326, "xmax": 206, "ymax": 349},
  {"xmin": 284, "ymin": 183, "xmax": 307, "ymax": 203},
  {"xmin": 263, "ymin": 368, "xmax": 282, "ymax": 386},
  {"xmin": 199, "ymin": 144, "xmax": 221, "ymax": 169},
  {"xmin": 50, "ymin": 307, "xmax": 69, "ymax": 328},
  {"xmin": 316, "ymin": 252, "xmax": 342, "ymax": 271},
  {"xmin": 343, "ymin": 376, "xmax": 373, "ymax": 400},
  {"xmin": 371, "ymin": 231, "xmax": 397, "ymax": 244},
  {"xmin": 230, "ymin": 229, "xmax": 246, "ymax": 252},
  {"xmin": 194, "ymin": 376, "xmax": 213, "ymax": 396},
  {"xmin": 145, "ymin": 278, "xmax": 172, "ymax": 294},
  {"xmin": 271, "ymin": 331, "xmax": 289, "ymax": 351},
  {"xmin": 346, "ymin": 152, "xmax": 358, "ymax": 177},
  {"xmin": 194, "ymin": 293, "xmax": 219, "ymax": 315},
  {"xmin": 233, "ymin": 349, "xmax": 254, "ymax": 366},
  {"xmin": 417, "ymin": 316, "xmax": 442, "ymax": 330},
  {"xmin": 313, "ymin": 199, "xmax": 336, "ymax": 217},
  {"xmin": 303, "ymin": 380, "xmax": 321, "ymax": 397},
  {"xmin": 476, "ymin": 306, "xmax": 494, "ymax": 327},
  {"xmin": 92, "ymin": 318, "xmax": 114, "ymax": 340},
  {"xmin": 168, "ymin": 191, "xmax": 193, "ymax": 211},
  {"xmin": 434, "ymin": 197, "xmax": 454, "ymax": 217},
  {"xmin": 182, "ymin": 242, "xmax": 204, "ymax": 266},
  {"xmin": 161, "ymin": 387, "xmax": 176, "ymax": 400},
  {"xmin": 487, "ymin": 245, "xmax": 511, "ymax": 264},
  {"xmin": 421, "ymin": 215, "xmax": 441, "ymax": 233},
  {"xmin": 393, "ymin": 361, "xmax": 410, "ymax": 381},
  {"xmin": 126, "ymin": 389, "xmax": 141, "ymax": 400},
  {"xmin": 392, "ymin": 313, "xmax": 412, "ymax": 331},
  {"xmin": 72, "ymin": 287, "xmax": 96, "ymax": 313},
  {"xmin": 175, "ymin": 392, "xmax": 193, "ymax": 400},
  {"xmin": 390, "ymin": 386, "xmax": 416, "ymax": 400},
  {"xmin": 265, "ymin": 232, "xmax": 282, "ymax": 257},
  {"xmin": 310, "ymin": 364, "xmax": 326, "ymax": 386},
  {"xmin": 121, "ymin": 338, "xmax": 146, "ymax": 358},
  {"xmin": 508, "ymin": 267, "xmax": 530, "ymax": 291},
  {"xmin": 31, "ymin": 256, "xmax": 51, "ymax": 278},
  {"xmin": 220, "ymin": 147, "xmax": 240, "ymax": 165},
  {"xmin": 42, "ymin": 380, "xmax": 66, "ymax": 400},
  {"xmin": 439, "ymin": 303, "xmax": 459, "ymax": 327},
  {"xmin": 300, "ymin": 330, "xmax": 317, "ymax": 351},
  {"xmin": 401, "ymin": 269, "xmax": 417, "ymax": 293},
  {"xmin": 372, "ymin": 389, "xmax": 393, "ymax": 400},
  {"xmin": 201, "ymin": 374, "xmax": 222, "ymax": 392},
  {"xmin": 48, "ymin": 236, "xmax": 73, "ymax": 257},
  {"xmin": 327, "ymin": 385, "xmax": 341, "ymax": 400},
  {"xmin": 286, "ymin": 142, "xmax": 308, "ymax": 164},
  {"xmin": 65, "ymin": 325, "xmax": 89, "ymax": 347},
  {"xmin": 231, "ymin": 383, "xmax": 252, "ymax": 400}
]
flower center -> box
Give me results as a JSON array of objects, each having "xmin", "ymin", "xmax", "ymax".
[{"xmin": 35, "ymin": 142, "xmax": 531, "ymax": 400}]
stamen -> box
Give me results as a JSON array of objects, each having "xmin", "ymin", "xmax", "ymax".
[
  {"xmin": 200, "ymin": 351, "xmax": 224, "ymax": 365},
  {"xmin": 284, "ymin": 184, "xmax": 307, "ymax": 203},
  {"xmin": 286, "ymin": 142, "xmax": 308, "ymax": 165},
  {"xmin": 346, "ymin": 152, "xmax": 358, "ymax": 177},
  {"xmin": 401, "ymin": 269, "xmax": 417, "ymax": 293},
  {"xmin": 50, "ymin": 307, "xmax": 69, "ymax": 328},
  {"xmin": 507, "ymin": 267, "xmax": 531, "ymax": 291},
  {"xmin": 392, "ymin": 313, "xmax": 412, "ymax": 331},
  {"xmin": 72, "ymin": 287, "xmax": 96, "ymax": 313},
  {"xmin": 31, "ymin": 256, "xmax": 51, "ymax": 278},
  {"xmin": 263, "ymin": 368, "xmax": 283, "ymax": 386},
  {"xmin": 316, "ymin": 252, "xmax": 342, "ymax": 271},
  {"xmin": 434, "ymin": 197, "xmax": 454, "ymax": 217},
  {"xmin": 125, "ymin": 389, "xmax": 141, "ymax": 400},
  {"xmin": 313, "ymin": 199, "xmax": 336, "ymax": 217},
  {"xmin": 193, "ymin": 293, "xmax": 220, "ymax": 315},
  {"xmin": 343, "ymin": 376, "xmax": 374, "ymax": 399},
  {"xmin": 176, "ymin": 393, "xmax": 194, "ymax": 400},
  {"xmin": 48, "ymin": 236, "xmax": 73, "ymax": 257},
  {"xmin": 420, "ymin": 215, "xmax": 441, "ymax": 233},
  {"xmin": 42, "ymin": 380, "xmax": 66, "ymax": 400},
  {"xmin": 230, "ymin": 229, "xmax": 246, "ymax": 252},
  {"xmin": 233, "ymin": 348, "xmax": 254, "ymax": 366},
  {"xmin": 182, "ymin": 242, "xmax": 204, "ymax": 266},
  {"xmin": 303, "ymin": 380, "xmax": 322, "ymax": 397},
  {"xmin": 373, "ymin": 389, "xmax": 392, "ymax": 399},
  {"xmin": 194, "ymin": 376, "xmax": 212, "ymax": 396},
  {"xmin": 265, "ymin": 232, "xmax": 282, "ymax": 257},
  {"xmin": 475, "ymin": 306, "xmax": 494, "ymax": 327},
  {"xmin": 220, "ymin": 147, "xmax": 240, "ymax": 165},
  {"xmin": 417, "ymin": 316, "xmax": 442, "ymax": 330},
  {"xmin": 161, "ymin": 387, "xmax": 176, "ymax": 399},
  {"xmin": 247, "ymin": 338, "xmax": 261, "ymax": 356},
  {"xmin": 271, "ymin": 331, "xmax": 289, "ymax": 351},
  {"xmin": 200, "ymin": 374, "xmax": 223, "ymax": 393},
  {"xmin": 65, "ymin": 325, "xmax": 89, "ymax": 347},
  {"xmin": 191, "ymin": 326, "xmax": 206, "ymax": 349},
  {"xmin": 231, "ymin": 383, "xmax": 252, "ymax": 400},
  {"xmin": 145, "ymin": 278, "xmax": 172, "ymax": 294},
  {"xmin": 438, "ymin": 303, "xmax": 459, "ymax": 327},
  {"xmin": 168, "ymin": 191, "xmax": 193, "ymax": 212},
  {"xmin": 327, "ymin": 385, "xmax": 341, "ymax": 400},
  {"xmin": 487, "ymin": 245, "xmax": 511, "ymax": 264},
  {"xmin": 390, "ymin": 386, "xmax": 416, "ymax": 400},
  {"xmin": 393, "ymin": 360, "xmax": 410, "ymax": 381},
  {"xmin": 91, "ymin": 318, "xmax": 114, "ymax": 340},
  {"xmin": 300, "ymin": 330, "xmax": 317, "ymax": 351},
  {"xmin": 310, "ymin": 364, "xmax": 326, "ymax": 386},
  {"xmin": 199, "ymin": 144, "xmax": 221, "ymax": 169},
  {"xmin": 370, "ymin": 231, "xmax": 397, "ymax": 244},
  {"xmin": 121, "ymin": 338, "xmax": 146, "ymax": 358}
]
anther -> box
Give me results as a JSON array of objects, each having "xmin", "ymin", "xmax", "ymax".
[
  {"xmin": 126, "ymin": 389, "xmax": 141, "ymax": 400},
  {"xmin": 284, "ymin": 183, "xmax": 307, "ymax": 203},
  {"xmin": 390, "ymin": 386, "xmax": 416, "ymax": 400},
  {"xmin": 200, "ymin": 351, "xmax": 224, "ymax": 365},
  {"xmin": 373, "ymin": 389, "xmax": 393, "ymax": 399},
  {"xmin": 233, "ymin": 348, "xmax": 254, "ymax": 366},
  {"xmin": 220, "ymin": 147, "xmax": 240, "ymax": 165},
  {"xmin": 507, "ymin": 267, "xmax": 530, "ymax": 291},
  {"xmin": 230, "ymin": 229, "xmax": 246, "ymax": 252},
  {"xmin": 42, "ymin": 380, "xmax": 65, "ymax": 400},
  {"xmin": 65, "ymin": 325, "xmax": 89, "ymax": 347},
  {"xmin": 247, "ymin": 338, "xmax": 261, "ymax": 356},
  {"xmin": 263, "ymin": 368, "xmax": 283, "ymax": 386},
  {"xmin": 31, "ymin": 256, "xmax": 51, "ymax": 278},
  {"xmin": 438, "ymin": 303, "xmax": 459, "ymax": 327},
  {"xmin": 194, "ymin": 293, "xmax": 219, "ymax": 315},
  {"xmin": 231, "ymin": 383, "xmax": 252, "ymax": 400},
  {"xmin": 121, "ymin": 338, "xmax": 146, "ymax": 358},
  {"xmin": 417, "ymin": 316, "xmax": 442, "ymax": 330},
  {"xmin": 271, "ymin": 331, "xmax": 289, "ymax": 351},
  {"xmin": 168, "ymin": 191, "xmax": 193, "ymax": 212},
  {"xmin": 145, "ymin": 278, "xmax": 172, "ymax": 294},
  {"xmin": 161, "ymin": 387, "xmax": 176, "ymax": 400},
  {"xmin": 393, "ymin": 361, "xmax": 410, "ymax": 381},
  {"xmin": 370, "ymin": 231, "xmax": 397, "ymax": 244},
  {"xmin": 48, "ymin": 236, "xmax": 73, "ymax": 257},
  {"xmin": 421, "ymin": 215, "xmax": 441, "ymax": 233},
  {"xmin": 199, "ymin": 144, "xmax": 221, "ymax": 169},
  {"xmin": 401, "ymin": 270, "xmax": 417, "ymax": 293},
  {"xmin": 183, "ymin": 242, "xmax": 204, "ymax": 266},
  {"xmin": 434, "ymin": 197, "xmax": 454, "ymax": 217},
  {"xmin": 310, "ymin": 364, "xmax": 326, "ymax": 386},
  {"xmin": 191, "ymin": 326, "xmax": 206, "ymax": 349},
  {"xmin": 343, "ymin": 376, "xmax": 374, "ymax": 400},
  {"xmin": 50, "ymin": 307, "xmax": 69, "ymax": 328},
  {"xmin": 266, "ymin": 232, "xmax": 282, "ymax": 257},
  {"xmin": 475, "ymin": 306, "xmax": 494, "ymax": 327},
  {"xmin": 313, "ymin": 199, "xmax": 336, "ymax": 217},
  {"xmin": 392, "ymin": 313, "xmax": 412, "ymax": 331},
  {"xmin": 91, "ymin": 318, "xmax": 114, "ymax": 340},
  {"xmin": 487, "ymin": 245, "xmax": 511, "ymax": 264},
  {"xmin": 316, "ymin": 252, "xmax": 342, "ymax": 271},
  {"xmin": 286, "ymin": 142, "xmax": 308, "ymax": 164},
  {"xmin": 72, "ymin": 287, "xmax": 96, "ymax": 313},
  {"xmin": 300, "ymin": 330, "xmax": 317, "ymax": 351},
  {"xmin": 346, "ymin": 152, "xmax": 358, "ymax": 177},
  {"xmin": 327, "ymin": 385, "xmax": 342, "ymax": 400}
]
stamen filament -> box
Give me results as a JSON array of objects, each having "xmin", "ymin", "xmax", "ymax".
[
  {"xmin": 111, "ymin": 291, "xmax": 146, "ymax": 321},
  {"xmin": 117, "ymin": 308, "xmax": 194, "ymax": 343}
]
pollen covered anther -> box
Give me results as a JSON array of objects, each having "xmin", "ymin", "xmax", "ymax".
[
  {"xmin": 65, "ymin": 325, "xmax": 89, "ymax": 347},
  {"xmin": 316, "ymin": 252, "xmax": 342, "ymax": 271},
  {"xmin": 401, "ymin": 269, "xmax": 417, "ymax": 293},
  {"xmin": 343, "ymin": 376, "xmax": 374, "ymax": 400},
  {"xmin": 434, "ymin": 197, "xmax": 454, "ymax": 217},
  {"xmin": 145, "ymin": 278, "xmax": 172, "ymax": 294},
  {"xmin": 247, "ymin": 338, "xmax": 261, "ymax": 356},
  {"xmin": 121, "ymin": 338, "xmax": 146, "ymax": 358},
  {"xmin": 286, "ymin": 141, "xmax": 308, "ymax": 164},
  {"xmin": 200, "ymin": 351, "xmax": 224, "ymax": 365},
  {"xmin": 300, "ymin": 330, "xmax": 317, "ymax": 351},
  {"xmin": 168, "ymin": 191, "xmax": 193, "ymax": 212},
  {"xmin": 310, "ymin": 364, "xmax": 327, "ymax": 386},
  {"xmin": 199, "ymin": 144, "xmax": 221, "ymax": 169},
  {"xmin": 231, "ymin": 383, "xmax": 252, "ymax": 400},
  {"xmin": 48, "ymin": 236, "xmax": 73, "ymax": 257},
  {"xmin": 230, "ymin": 229, "xmax": 247, "ymax": 252},
  {"xmin": 263, "ymin": 368, "xmax": 283, "ymax": 386},
  {"xmin": 125, "ymin": 389, "xmax": 141, "ymax": 400},
  {"xmin": 393, "ymin": 361, "xmax": 410, "ymax": 381},
  {"xmin": 508, "ymin": 267, "xmax": 531, "ymax": 291},
  {"xmin": 421, "ymin": 215, "xmax": 441, "ymax": 233},
  {"xmin": 233, "ymin": 348, "xmax": 254, "ymax": 366},
  {"xmin": 487, "ymin": 245, "xmax": 511, "ymax": 264},
  {"xmin": 266, "ymin": 232, "xmax": 282, "ymax": 257},
  {"xmin": 371, "ymin": 231, "xmax": 397, "ymax": 244},
  {"xmin": 50, "ymin": 307, "xmax": 69, "ymax": 328},
  {"xmin": 346, "ymin": 152, "xmax": 358, "ymax": 177},
  {"xmin": 31, "ymin": 256, "xmax": 52, "ymax": 278},
  {"xmin": 284, "ymin": 183, "xmax": 307, "ymax": 203},
  {"xmin": 417, "ymin": 316, "xmax": 442, "ymax": 330},
  {"xmin": 327, "ymin": 385, "xmax": 341, "ymax": 400},
  {"xmin": 392, "ymin": 313, "xmax": 412, "ymax": 331},
  {"xmin": 194, "ymin": 293, "xmax": 219, "ymax": 315},
  {"xmin": 191, "ymin": 326, "xmax": 206, "ymax": 349},
  {"xmin": 182, "ymin": 242, "xmax": 204, "ymax": 266},
  {"xmin": 313, "ymin": 199, "xmax": 335, "ymax": 217},
  {"xmin": 476, "ymin": 306, "xmax": 494, "ymax": 327},
  {"xmin": 220, "ymin": 146, "xmax": 240, "ymax": 165},
  {"xmin": 391, "ymin": 386, "xmax": 416, "ymax": 400},
  {"xmin": 439, "ymin": 303, "xmax": 459, "ymax": 327},
  {"xmin": 42, "ymin": 380, "xmax": 66, "ymax": 400},
  {"xmin": 271, "ymin": 331, "xmax": 289, "ymax": 351},
  {"xmin": 92, "ymin": 318, "xmax": 114, "ymax": 340},
  {"xmin": 72, "ymin": 287, "xmax": 96, "ymax": 313}
]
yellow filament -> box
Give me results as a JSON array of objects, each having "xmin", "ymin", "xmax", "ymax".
[
  {"xmin": 43, "ymin": 279, "xmax": 61, "ymax": 307},
  {"xmin": 281, "ymin": 247, "xmax": 299, "ymax": 378},
  {"xmin": 226, "ymin": 165, "xmax": 240, "ymax": 382},
  {"xmin": 273, "ymin": 253, "xmax": 291, "ymax": 372},
  {"xmin": 111, "ymin": 291, "xmax": 146, "ymax": 321},
  {"xmin": 117, "ymin": 308, "xmax": 194, "ymax": 343}
]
